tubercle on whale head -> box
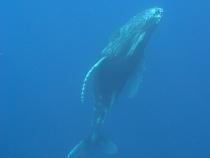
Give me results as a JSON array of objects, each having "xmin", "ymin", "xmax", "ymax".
[
  {"xmin": 139, "ymin": 7, "xmax": 163, "ymax": 21},
  {"xmin": 130, "ymin": 7, "xmax": 163, "ymax": 31},
  {"xmin": 146, "ymin": 7, "xmax": 163, "ymax": 24}
]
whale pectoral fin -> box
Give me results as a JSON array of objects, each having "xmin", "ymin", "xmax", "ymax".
[
  {"xmin": 127, "ymin": 58, "xmax": 146, "ymax": 98},
  {"xmin": 81, "ymin": 57, "xmax": 106, "ymax": 103},
  {"xmin": 67, "ymin": 140, "xmax": 88, "ymax": 158}
]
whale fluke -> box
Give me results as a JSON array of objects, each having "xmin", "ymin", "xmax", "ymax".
[{"xmin": 67, "ymin": 133, "xmax": 117, "ymax": 158}]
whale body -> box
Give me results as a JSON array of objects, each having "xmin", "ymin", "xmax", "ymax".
[{"xmin": 67, "ymin": 7, "xmax": 163, "ymax": 158}]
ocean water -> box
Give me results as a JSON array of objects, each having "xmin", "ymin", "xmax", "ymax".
[{"xmin": 1, "ymin": 1, "xmax": 210, "ymax": 158}]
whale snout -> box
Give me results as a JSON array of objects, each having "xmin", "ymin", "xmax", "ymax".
[
  {"xmin": 153, "ymin": 7, "xmax": 163, "ymax": 16},
  {"xmin": 144, "ymin": 7, "xmax": 163, "ymax": 24},
  {"xmin": 153, "ymin": 7, "xmax": 163, "ymax": 23}
]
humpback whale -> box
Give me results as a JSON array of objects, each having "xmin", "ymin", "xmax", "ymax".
[{"xmin": 67, "ymin": 7, "xmax": 163, "ymax": 158}]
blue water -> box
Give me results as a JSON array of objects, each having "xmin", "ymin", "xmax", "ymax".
[{"xmin": 1, "ymin": 1, "xmax": 210, "ymax": 158}]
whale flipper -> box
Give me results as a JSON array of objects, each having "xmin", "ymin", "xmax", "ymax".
[
  {"xmin": 81, "ymin": 57, "xmax": 106, "ymax": 103},
  {"xmin": 127, "ymin": 58, "xmax": 146, "ymax": 98}
]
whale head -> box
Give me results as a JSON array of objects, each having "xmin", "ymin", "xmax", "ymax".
[{"xmin": 102, "ymin": 7, "xmax": 163, "ymax": 58}]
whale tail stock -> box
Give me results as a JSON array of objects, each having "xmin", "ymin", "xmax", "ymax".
[{"xmin": 67, "ymin": 133, "xmax": 118, "ymax": 158}]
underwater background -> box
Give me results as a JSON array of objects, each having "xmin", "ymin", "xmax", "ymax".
[{"xmin": 1, "ymin": 1, "xmax": 210, "ymax": 158}]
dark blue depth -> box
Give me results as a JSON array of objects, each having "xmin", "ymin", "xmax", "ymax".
[{"xmin": 1, "ymin": 1, "xmax": 210, "ymax": 158}]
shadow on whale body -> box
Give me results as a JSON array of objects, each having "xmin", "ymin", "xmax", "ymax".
[{"xmin": 67, "ymin": 7, "xmax": 163, "ymax": 158}]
